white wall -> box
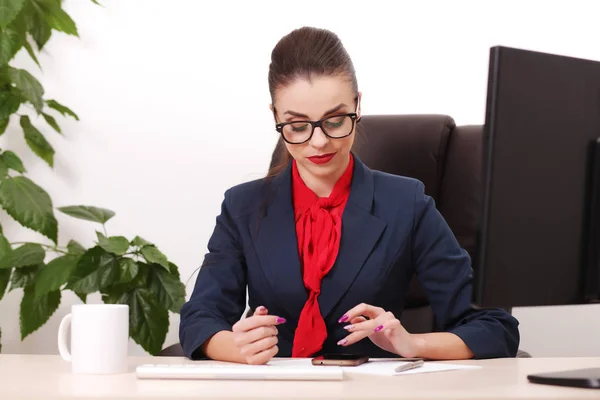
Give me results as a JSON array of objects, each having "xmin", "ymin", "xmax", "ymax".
[{"xmin": 0, "ymin": 0, "xmax": 599, "ymax": 357}]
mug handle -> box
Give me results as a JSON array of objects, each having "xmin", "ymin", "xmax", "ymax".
[{"xmin": 57, "ymin": 313, "xmax": 72, "ymax": 362}]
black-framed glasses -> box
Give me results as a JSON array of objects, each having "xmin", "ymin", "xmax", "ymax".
[
  {"xmin": 274, "ymin": 96, "xmax": 361, "ymax": 145},
  {"xmin": 275, "ymin": 113, "xmax": 358, "ymax": 144}
]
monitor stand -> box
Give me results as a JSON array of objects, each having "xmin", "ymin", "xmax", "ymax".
[{"xmin": 527, "ymin": 138, "xmax": 600, "ymax": 390}]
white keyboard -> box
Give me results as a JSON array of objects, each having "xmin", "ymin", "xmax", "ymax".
[{"xmin": 136, "ymin": 363, "xmax": 344, "ymax": 381}]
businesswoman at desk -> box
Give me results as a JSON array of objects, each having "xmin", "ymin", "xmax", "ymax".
[{"xmin": 179, "ymin": 27, "xmax": 520, "ymax": 365}]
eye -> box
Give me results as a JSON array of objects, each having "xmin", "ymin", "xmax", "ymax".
[{"xmin": 289, "ymin": 122, "xmax": 310, "ymax": 132}]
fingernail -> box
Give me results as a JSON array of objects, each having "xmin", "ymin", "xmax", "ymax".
[
  {"xmin": 257, "ymin": 306, "xmax": 266, "ymax": 312},
  {"xmin": 374, "ymin": 325, "xmax": 384, "ymax": 333},
  {"xmin": 276, "ymin": 317, "xmax": 286, "ymax": 324},
  {"xmin": 337, "ymin": 339, "xmax": 348, "ymax": 346},
  {"xmin": 338, "ymin": 314, "xmax": 349, "ymax": 323},
  {"xmin": 343, "ymin": 325, "xmax": 353, "ymax": 330}
]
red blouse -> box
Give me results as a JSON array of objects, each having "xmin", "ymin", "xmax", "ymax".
[{"xmin": 291, "ymin": 154, "xmax": 354, "ymax": 357}]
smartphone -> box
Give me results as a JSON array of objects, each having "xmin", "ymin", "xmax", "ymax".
[{"xmin": 311, "ymin": 354, "xmax": 369, "ymax": 366}]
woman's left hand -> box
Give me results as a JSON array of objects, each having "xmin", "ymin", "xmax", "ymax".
[{"xmin": 336, "ymin": 303, "xmax": 420, "ymax": 358}]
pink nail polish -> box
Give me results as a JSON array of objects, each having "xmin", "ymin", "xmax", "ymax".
[
  {"xmin": 338, "ymin": 314, "xmax": 349, "ymax": 323},
  {"xmin": 343, "ymin": 325, "xmax": 353, "ymax": 330},
  {"xmin": 374, "ymin": 325, "xmax": 384, "ymax": 333},
  {"xmin": 276, "ymin": 317, "xmax": 286, "ymax": 324},
  {"xmin": 337, "ymin": 339, "xmax": 348, "ymax": 346}
]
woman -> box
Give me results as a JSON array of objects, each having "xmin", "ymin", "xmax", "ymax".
[{"xmin": 179, "ymin": 26, "xmax": 520, "ymax": 365}]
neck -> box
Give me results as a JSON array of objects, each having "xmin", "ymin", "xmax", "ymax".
[{"xmin": 297, "ymin": 153, "xmax": 351, "ymax": 197}]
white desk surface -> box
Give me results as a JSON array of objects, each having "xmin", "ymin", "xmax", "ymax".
[{"xmin": 1, "ymin": 354, "xmax": 599, "ymax": 400}]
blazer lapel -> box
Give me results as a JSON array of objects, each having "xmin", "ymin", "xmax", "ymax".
[
  {"xmin": 318, "ymin": 156, "xmax": 387, "ymax": 320},
  {"xmin": 253, "ymin": 163, "xmax": 308, "ymax": 320}
]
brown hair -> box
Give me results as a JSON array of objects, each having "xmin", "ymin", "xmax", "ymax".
[{"xmin": 266, "ymin": 26, "xmax": 359, "ymax": 177}]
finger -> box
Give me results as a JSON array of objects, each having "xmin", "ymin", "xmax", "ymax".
[
  {"xmin": 246, "ymin": 345, "xmax": 279, "ymax": 365},
  {"xmin": 233, "ymin": 315, "xmax": 286, "ymax": 332},
  {"xmin": 233, "ymin": 325, "xmax": 278, "ymax": 347},
  {"xmin": 338, "ymin": 303, "xmax": 385, "ymax": 323},
  {"xmin": 253, "ymin": 306, "xmax": 268, "ymax": 316},
  {"xmin": 344, "ymin": 311, "xmax": 395, "ymax": 333},
  {"xmin": 349, "ymin": 316, "xmax": 367, "ymax": 325},
  {"xmin": 375, "ymin": 317, "xmax": 402, "ymax": 334},
  {"xmin": 240, "ymin": 335, "xmax": 278, "ymax": 358},
  {"xmin": 339, "ymin": 312, "xmax": 398, "ymax": 346}
]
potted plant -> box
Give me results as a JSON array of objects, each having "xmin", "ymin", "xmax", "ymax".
[{"xmin": 0, "ymin": 0, "xmax": 186, "ymax": 355}]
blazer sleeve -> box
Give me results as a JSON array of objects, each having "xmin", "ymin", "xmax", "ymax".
[
  {"xmin": 179, "ymin": 189, "xmax": 247, "ymax": 359},
  {"xmin": 410, "ymin": 181, "xmax": 520, "ymax": 359}
]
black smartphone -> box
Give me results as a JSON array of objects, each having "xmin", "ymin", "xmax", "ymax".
[{"xmin": 311, "ymin": 353, "xmax": 369, "ymax": 366}]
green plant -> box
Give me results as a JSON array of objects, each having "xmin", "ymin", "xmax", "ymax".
[{"xmin": 0, "ymin": 0, "xmax": 186, "ymax": 355}]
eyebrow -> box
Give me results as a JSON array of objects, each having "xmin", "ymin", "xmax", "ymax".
[{"xmin": 283, "ymin": 103, "xmax": 348, "ymax": 119}]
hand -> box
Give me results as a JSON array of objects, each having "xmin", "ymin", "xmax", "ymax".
[
  {"xmin": 231, "ymin": 306, "xmax": 286, "ymax": 365},
  {"xmin": 337, "ymin": 303, "xmax": 419, "ymax": 358}
]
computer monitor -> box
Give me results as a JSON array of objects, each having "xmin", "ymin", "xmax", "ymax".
[
  {"xmin": 472, "ymin": 45, "xmax": 600, "ymax": 389},
  {"xmin": 473, "ymin": 45, "xmax": 600, "ymax": 310}
]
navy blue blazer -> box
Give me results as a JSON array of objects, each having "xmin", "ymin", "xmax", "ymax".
[{"xmin": 179, "ymin": 156, "xmax": 520, "ymax": 359}]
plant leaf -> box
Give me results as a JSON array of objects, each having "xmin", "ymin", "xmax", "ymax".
[
  {"xmin": 115, "ymin": 258, "xmax": 138, "ymax": 284},
  {"xmin": 74, "ymin": 291, "xmax": 86, "ymax": 303},
  {"xmin": 20, "ymin": 284, "xmax": 60, "ymax": 339},
  {"xmin": 131, "ymin": 236, "xmax": 152, "ymax": 247},
  {"xmin": 147, "ymin": 264, "xmax": 186, "ymax": 313},
  {"xmin": 0, "ymin": 156, "xmax": 7, "ymax": 179},
  {"xmin": 0, "ymin": 267, "xmax": 10, "ymax": 301},
  {"xmin": 140, "ymin": 246, "xmax": 169, "ymax": 271},
  {"xmin": 58, "ymin": 205, "xmax": 115, "ymax": 224},
  {"xmin": 0, "ymin": 176, "xmax": 58, "ymax": 243},
  {"xmin": 0, "ymin": 232, "xmax": 11, "ymax": 268},
  {"xmin": 96, "ymin": 232, "xmax": 129, "ymax": 255},
  {"xmin": 9, "ymin": 264, "xmax": 40, "ymax": 291},
  {"xmin": 110, "ymin": 288, "xmax": 168, "ymax": 355},
  {"xmin": 11, "ymin": 243, "xmax": 45, "ymax": 268},
  {"xmin": 34, "ymin": 254, "xmax": 78, "ymax": 298},
  {"xmin": 0, "ymin": 118, "xmax": 8, "ymax": 135},
  {"xmin": 46, "ymin": 4, "xmax": 78, "ymax": 36},
  {"xmin": 20, "ymin": 115, "xmax": 54, "ymax": 167},
  {"xmin": 10, "ymin": 68, "xmax": 44, "ymax": 112},
  {"xmin": 23, "ymin": 40, "xmax": 40, "ymax": 68},
  {"xmin": 0, "ymin": 89, "xmax": 24, "ymax": 120},
  {"xmin": 2, "ymin": 151, "xmax": 26, "ymax": 173},
  {"xmin": 66, "ymin": 246, "xmax": 118, "ymax": 294},
  {"xmin": 45, "ymin": 99, "xmax": 78, "ymax": 120},
  {"xmin": 0, "ymin": 0, "xmax": 26, "ymax": 28},
  {"xmin": 90, "ymin": 0, "xmax": 103, "ymax": 6},
  {"xmin": 42, "ymin": 112, "xmax": 60, "ymax": 133},
  {"xmin": 66, "ymin": 239, "xmax": 85, "ymax": 255},
  {"xmin": 26, "ymin": 5, "xmax": 51, "ymax": 50},
  {"xmin": 0, "ymin": 27, "xmax": 21, "ymax": 65}
]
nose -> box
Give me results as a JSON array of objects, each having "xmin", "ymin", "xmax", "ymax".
[{"xmin": 309, "ymin": 127, "xmax": 329, "ymax": 149}]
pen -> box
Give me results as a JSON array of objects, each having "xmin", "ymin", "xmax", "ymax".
[{"xmin": 394, "ymin": 359, "xmax": 424, "ymax": 373}]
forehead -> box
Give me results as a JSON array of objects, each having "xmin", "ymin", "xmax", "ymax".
[{"xmin": 274, "ymin": 75, "xmax": 355, "ymax": 118}]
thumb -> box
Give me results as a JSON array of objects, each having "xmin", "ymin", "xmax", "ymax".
[{"xmin": 253, "ymin": 306, "xmax": 268, "ymax": 316}]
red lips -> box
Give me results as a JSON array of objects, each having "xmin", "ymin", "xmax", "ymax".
[{"xmin": 307, "ymin": 152, "xmax": 336, "ymax": 165}]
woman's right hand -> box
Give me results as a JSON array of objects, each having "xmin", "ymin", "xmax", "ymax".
[{"xmin": 231, "ymin": 306, "xmax": 286, "ymax": 365}]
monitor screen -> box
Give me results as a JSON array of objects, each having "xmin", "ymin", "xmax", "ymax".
[{"xmin": 473, "ymin": 46, "xmax": 600, "ymax": 308}]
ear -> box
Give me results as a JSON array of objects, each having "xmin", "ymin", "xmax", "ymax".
[
  {"xmin": 356, "ymin": 92, "xmax": 363, "ymax": 122},
  {"xmin": 269, "ymin": 104, "xmax": 274, "ymax": 112}
]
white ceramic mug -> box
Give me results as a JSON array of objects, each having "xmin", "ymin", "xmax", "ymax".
[{"xmin": 57, "ymin": 304, "xmax": 129, "ymax": 374}]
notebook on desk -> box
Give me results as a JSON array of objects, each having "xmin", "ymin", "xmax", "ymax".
[
  {"xmin": 136, "ymin": 359, "xmax": 479, "ymax": 381},
  {"xmin": 135, "ymin": 362, "xmax": 344, "ymax": 381}
]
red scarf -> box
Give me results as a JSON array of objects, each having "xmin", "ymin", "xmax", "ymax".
[{"xmin": 291, "ymin": 154, "xmax": 354, "ymax": 357}]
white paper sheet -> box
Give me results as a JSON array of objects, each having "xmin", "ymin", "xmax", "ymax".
[{"xmin": 268, "ymin": 358, "xmax": 481, "ymax": 376}]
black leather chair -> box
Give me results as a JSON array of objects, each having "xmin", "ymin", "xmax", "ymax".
[{"xmin": 160, "ymin": 114, "xmax": 530, "ymax": 358}]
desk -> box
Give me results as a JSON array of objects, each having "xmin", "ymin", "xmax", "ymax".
[{"xmin": 1, "ymin": 354, "xmax": 598, "ymax": 399}]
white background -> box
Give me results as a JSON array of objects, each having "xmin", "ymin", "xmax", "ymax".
[{"xmin": 0, "ymin": 0, "xmax": 599, "ymax": 357}]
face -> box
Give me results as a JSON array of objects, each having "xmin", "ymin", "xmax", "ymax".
[{"xmin": 271, "ymin": 75, "xmax": 361, "ymax": 184}]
